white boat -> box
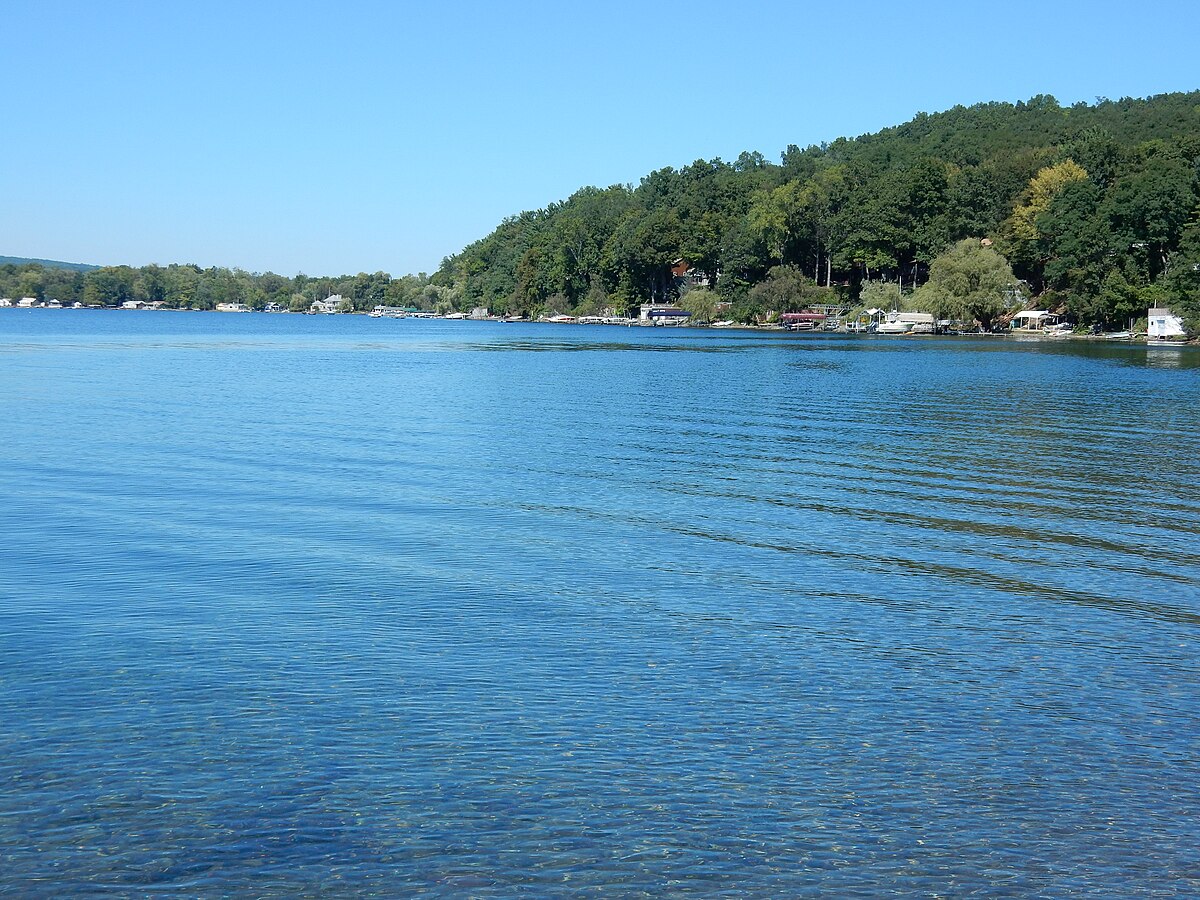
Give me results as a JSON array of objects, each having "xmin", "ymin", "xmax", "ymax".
[
  {"xmin": 1103, "ymin": 331, "xmax": 1132, "ymax": 341},
  {"xmin": 874, "ymin": 311, "xmax": 933, "ymax": 335},
  {"xmin": 1043, "ymin": 322, "xmax": 1073, "ymax": 337}
]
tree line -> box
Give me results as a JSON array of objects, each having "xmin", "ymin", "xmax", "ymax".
[{"xmin": 0, "ymin": 264, "xmax": 460, "ymax": 314}]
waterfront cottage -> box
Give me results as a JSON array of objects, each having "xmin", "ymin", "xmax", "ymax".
[{"xmin": 311, "ymin": 294, "xmax": 345, "ymax": 314}]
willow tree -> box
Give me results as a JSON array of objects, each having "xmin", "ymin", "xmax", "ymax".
[{"xmin": 913, "ymin": 239, "xmax": 1024, "ymax": 329}]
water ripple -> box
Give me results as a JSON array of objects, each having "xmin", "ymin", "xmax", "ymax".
[{"xmin": 2, "ymin": 313, "xmax": 1199, "ymax": 896}]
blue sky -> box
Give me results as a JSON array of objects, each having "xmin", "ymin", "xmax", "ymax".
[{"xmin": 3, "ymin": 0, "xmax": 1197, "ymax": 276}]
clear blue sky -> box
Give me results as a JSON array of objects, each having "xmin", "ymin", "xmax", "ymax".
[{"xmin": 2, "ymin": 0, "xmax": 1196, "ymax": 277}]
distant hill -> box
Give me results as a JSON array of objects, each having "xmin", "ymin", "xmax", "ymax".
[{"xmin": 0, "ymin": 256, "xmax": 98, "ymax": 272}]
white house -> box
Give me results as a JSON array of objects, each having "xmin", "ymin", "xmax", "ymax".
[
  {"xmin": 0, "ymin": 298, "xmax": 13, "ymax": 307},
  {"xmin": 17, "ymin": 297, "xmax": 38, "ymax": 308},
  {"xmin": 311, "ymin": 294, "xmax": 345, "ymax": 314}
]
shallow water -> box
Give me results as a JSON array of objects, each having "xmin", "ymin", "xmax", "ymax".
[{"xmin": 2, "ymin": 310, "xmax": 1199, "ymax": 896}]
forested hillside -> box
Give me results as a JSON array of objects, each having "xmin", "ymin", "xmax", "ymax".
[
  {"xmin": 0, "ymin": 256, "xmax": 97, "ymax": 272},
  {"xmin": 434, "ymin": 92, "xmax": 1200, "ymax": 326}
]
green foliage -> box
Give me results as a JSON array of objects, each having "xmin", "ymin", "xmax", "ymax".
[
  {"xmin": 913, "ymin": 240, "xmax": 1024, "ymax": 327},
  {"xmin": 1167, "ymin": 220, "xmax": 1200, "ymax": 330},
  {"xmin": 678, "ymin": 287, "xmax": 719, "ymax": 323},
  {"xmin": 747, "ymin": 265, "xmax": 833, "ymax": 316},
  {"xmin": 858, "ymin": 280, "xmax": 904, "ymax": 311}
]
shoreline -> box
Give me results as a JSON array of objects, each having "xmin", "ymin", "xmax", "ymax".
[{"xmin": 1, "ymin": 305, "xmax": 1192, "ymax": 345}]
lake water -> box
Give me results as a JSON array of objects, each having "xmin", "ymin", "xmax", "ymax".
[{"xmin": 2, "ymin": 310, "xmax": 1199, "ymax": 896}]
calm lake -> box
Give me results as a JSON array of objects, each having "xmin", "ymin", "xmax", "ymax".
[{"xmin": 2, "ymin": 310, "xmax": 1199, "ymax": 896}]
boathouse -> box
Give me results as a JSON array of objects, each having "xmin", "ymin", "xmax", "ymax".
[{"xmin": 638, "ymin": 304, "xmax": 690, "ymax": 325}]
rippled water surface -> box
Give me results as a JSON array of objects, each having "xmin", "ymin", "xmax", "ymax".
[{"xmin": 2, "ymin": 310, "xmax": 1199, "ymax": 896}]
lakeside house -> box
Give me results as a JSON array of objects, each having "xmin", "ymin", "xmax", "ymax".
[
  {"xmin": 639, "ymin": 304, "xmax": 691, "ymax": 326},
  {"xmin": 671, "ymin": 258, "xmax": 713, "ymax": 289},
  {"xmin": 311, "ymin": 294, "xmax": 345, "ymax": 314},
  {"xmin": 17, "ymin": 297, "xmax": 38, "ymax": 308},
  {"xmin": 120, "ymin": 300, "xmax": 145, "ymax": 310},
  {"xmin": 215, "ymin": 302, "xmax": 250, "ymax": 313},
  {"xmin": 0, "ymin": 298, "xmax": 12, "ymax": 307}
]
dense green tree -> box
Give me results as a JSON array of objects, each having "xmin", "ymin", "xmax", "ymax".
[
  {"xmin": 1166, "ymin": 218, "xmax": 1200, "ymax": 329},
  {"xmin": 1104, "ymin": 149, "xmax": 1196, "ymax": 281},
  {"xmin": 746, "ymin": 265, "xmax": 834, "ymax": 317},
  {"xmin": 913, "ymin": 240, "xmax": 1024, "ymax": 328},
  {"xmin": 1039, "ymin": 178, "xmax": 1110, "ymax": 301},
  {"xmin": 678, "ymin": 287, "xmax": 719, "ymax": 323},
  {"xmin": 83, "ymin": 267, "xmax": 138, "ymax": 306},
  {"xmin": 858, "ymin": 280, "xmax": 904, "ymax": 311}
]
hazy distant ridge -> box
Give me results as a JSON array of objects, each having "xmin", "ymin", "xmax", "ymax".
[{"xmin": 0, "ymin": 256, "xmax": 98, "ymax": 272}]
